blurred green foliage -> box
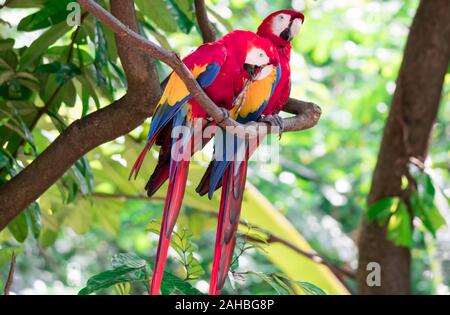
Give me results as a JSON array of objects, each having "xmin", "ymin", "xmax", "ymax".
[{"xmin": 0, "ymin": 0, "xmax": 449, "ymax": 295}]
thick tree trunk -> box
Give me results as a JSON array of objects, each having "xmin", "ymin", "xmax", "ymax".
[
  {"xmin": 357, "ymin": 0, "xmax": 450, "ymax": 294},
  {"xmin": 0, "ymin": 0, "xmax": 161, "ymax": 231}
]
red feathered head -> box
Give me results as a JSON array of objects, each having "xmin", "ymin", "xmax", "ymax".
[
  {"xmin": 257, "ymin": 10, "xmax": 305, "ymax": 47},
  {"xmin": 243, "ymin": 34, "xmax": 279, "ymax": 80}
]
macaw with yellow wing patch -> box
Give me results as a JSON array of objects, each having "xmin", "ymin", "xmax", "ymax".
[
  {"xmin": 129, "ymin": 30, "xmax": 279, "ymax": 295},
  {"xmin": 199, "ymin": 62, "xmax": 282, "ymax": 296},
  {"xmin": 195, "ymin": 10, "xmax": 305, "ymax": 295}
]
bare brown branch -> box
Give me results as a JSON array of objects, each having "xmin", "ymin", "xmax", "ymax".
[
  {"xmin": 194, "ymin": 0, "xmax": 216, "ymax": 43},
  {"xmin": 193, "ymin": 209, "xmax": 354, "ymax": 280},
  {"xmin": 3, "ymin": 252, "xmax": 16, "ymax": 295},
  {"xmin": 246, "ymin": 233, "xmax": 355, "ymax": 280}
]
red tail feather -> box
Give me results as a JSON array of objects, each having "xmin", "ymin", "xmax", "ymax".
[
  {"xmin": 129, "ymin": 137, "xmax": 157, "ymax": 180},
  {"xmin": 209, "ymin": 168, "xmax": 231, "ymax": 295},
  {"xmin": 149, "ymin": 134, "xmax": 191, "ymax": 295},
  {"xmin": 209, "ymin": 161, "xmax": 248, "ymax": 295}
]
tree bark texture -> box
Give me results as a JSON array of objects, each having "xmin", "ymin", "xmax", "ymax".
[{"xmin": 357, "ymin": 0, "xmax": 450, "ymax": 295}]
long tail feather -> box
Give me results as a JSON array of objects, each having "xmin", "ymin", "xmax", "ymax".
[
  {"xmin": 146, "ymin": 120, "xmax": 216, "ymax": 197},
  {"xmin": 209, "ymin": 167, "xmax": 232, "ymax": 295},
  {"xmin": 145, "ymin": 130, "xmax": 172, "ymax": 197},
  {"xmin": 149, "ymin": 110, "xmax": 192, "ymax": 295},
  {"xmin": 149, "ymin": 159, "xmax": 190, "ymax": 295},
  {"xmin": 129, "ymin": 137, "xmax": 158, "ymax": 180},
  {"xmin": 209, "ymin": 161, "xmax": 247, "ymax": 295}
]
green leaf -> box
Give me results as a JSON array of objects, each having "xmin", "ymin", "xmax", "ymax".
[
  {"xmin": 411, "ymin": 172, "xmax": 446, "ymax": 236},
  {"xmin": 367, "ymin": 197, "xmax": 399, "ymax": 223},
  {"xmin": 17, "ymin": 0, "xmax": 72, "ymax": 32},
  {"xmin": 71, "ymin": 156, "xmax": 94, "ymax": 194},
  {"xmin": 417, "ymin": 173, "xmax": 436, "ymax": 210},
  {"xmin": 387, "ymin": 201, "xmax": 412, "ymax": 248},
  {"xmin": 0, "ymin": 70, "xmax": 14, "ymax": 86},
  {"xmin": 93, "ymin": 20, "xmax": 109, "ymax": 86},
  {"xmin": 297, "ymin": 281, "xmax": 327, "ymax": 295},
  {"xmin": 61, "ymin": 80, "xmax": 76, "ymax": 107},
  {"xmin": 411, "ymin": 192, "xmax": 445, "ymax": 236},
  {"xmin": 78, "ymin": 266, "xmax": 146, "ymax": 295},
  {"xmin": 167, "ymin": 0, "xmax": 195, "ymax": 34},
  {"xmin": 20, "ymin": 22, "xmax": 72, "ymax": 70},
  {"xmin": 0, "ymin": 50, "xmax": 18, "ymax": 69},
  {"xmin": 135, "ymin": 0, "xmax": 178, "ymax": 33},
  {"xmin": 185, "ymin": 253, "xmax": 205, "ymax": 280},
  {"xmin": 160, "ymin": 270, "xmax": 202, "ymax": 295},
  {"xmin": 0, "ymin": 39, "xmax": 15, "ymax": 51},
  {"xmin": 0, "ymin": 149, "xmax": 12, "ymax": 170},
  {"xmin": 147, "ymin": 220, "xmax": 162, "ymax": 234},
  {"xmin": 80, "ymin": 251, "xmax": 202, "ymax": 295},
  {"xmin": 39, "ymin": 228, "xmax": 59, "ymax": 248},
  {"xmin": 148, "ymin": 223, "xmax": 204, "ymax": 280},
  {"xmin": 36, "ymin": 61, "xmax": 63, "ymax": 74},
  {"xmin": 113, "ymin": 283, "xmax": 131, "ymax": 295},
  {"xmin": 8, "ymin": 211, "xmax": 29, "ymax": 243},
  {"xmin": 0, "ymin": 78, "xmax": 34, "ymax": 100},
  {"xmin": 244, "ymin": 271, "xmax": 287, "ymax": 295},
  {"xmin": 38, "ymin": 62, "xmax": 81, "ymax": 85},
  {"xmin": 0, "ymin": 246, "xmax": 23, "ymax": 268},
  {"xmin": 111, "ymin": 253, "xmax": 147, "ymax": 269},
  {"xmin": 4, "ymin": 0, "xmax": 48, "ymax": 8},
  {"xmin": 78, "ymin": 74, "xmax": 100, "ymax": 116},
  {"xmin": 25, "ymin": 202, "xmax": 42, "ymax": 239}
]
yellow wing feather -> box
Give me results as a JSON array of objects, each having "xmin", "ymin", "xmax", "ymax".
[
  {"xmin": 158, "ymin": 64, "xmax": 209, "ymax": 107},
  {"xmin": 237, "ymin": 66, "xmax": 278, "ymax": 119}
]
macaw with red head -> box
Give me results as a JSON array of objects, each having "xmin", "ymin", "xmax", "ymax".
[
  {"xmin": 258, "ymin": 10, "xmax": 305, "ymax": 114},
  {"xmin": 129, "ymin": 30, "xmax": 279, "ymax": 295},
  {"xmin": 196, "ymin": 10, "xmax": 305, "ymax": 295}
]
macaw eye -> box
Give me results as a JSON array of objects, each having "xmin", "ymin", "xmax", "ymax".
[
  {"xmin": 259, "ymin": 53, "xmax": 264, "ymax": 58},
  {"xmin": 280, "ymin": 15, "xmax": 284, "ymax": 19}
]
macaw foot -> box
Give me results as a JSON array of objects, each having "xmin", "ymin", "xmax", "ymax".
[
  {"xmin": 258, "ymin": 114, "xmax": 285, "ymax": 138},
  {"xmin": 217, "ymin": 108, "xmax": 230, "ymax": 123}
]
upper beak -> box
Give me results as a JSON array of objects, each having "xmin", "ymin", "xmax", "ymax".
[
  {"xmin": 244, "ymin": 64, "xmax": 261, "ymax": 79},
  {"xmin": 280, "ymin": 27, "xmax": 293, "ymax": 42}
]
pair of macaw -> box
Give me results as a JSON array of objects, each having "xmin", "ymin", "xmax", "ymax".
[{"xmin": 130, "ymin": 10, "xmax": 305, "ymax": 295}]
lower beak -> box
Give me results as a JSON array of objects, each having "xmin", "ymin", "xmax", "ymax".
[
  {"xmin": 244, "ymin": 64, "xmax": 261, "ymax": 79},
  {"xmin": 280, "ymin": 27, "xmax": 293, "ymax": 42}
]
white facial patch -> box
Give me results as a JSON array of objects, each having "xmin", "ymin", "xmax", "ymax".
[
  {"xmin": 255, "ymin": 65, "xmax": 274, "ymax": 81},
  {"xmin": 245, "ymin": 47, "xmax": 270, "ymax": 66},
  {"xmin": 290, "ymin": 18, "xmax": 303, "ymax": 38},
  {"xmin": 271, "ymin": 13, "xmax": 291, "ymax": 36}
]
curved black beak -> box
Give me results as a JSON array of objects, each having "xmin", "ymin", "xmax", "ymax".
[
  {"xmin": 280, "ymin": 27, "xmax": 293, "ymax": 42},
  {"xmin": 244, "ymin": 64, "xmax": 262, "ymax": 80}
]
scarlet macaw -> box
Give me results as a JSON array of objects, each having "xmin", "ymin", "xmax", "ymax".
[
  {"xmin": 130, "ymin": 30, "xmax": 279, "ymax": 295},
  {"xmin": 195, "ymin": 10, "xmax": 305, "ymax": 295}
]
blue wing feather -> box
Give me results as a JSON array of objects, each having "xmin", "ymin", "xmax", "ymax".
[
  {"xmin": 146, "ymin": 62, "xmax": 222, "ymax": 144},
  {"xmin": 207, "ymin": 64, "xmax": 282, "ymax": 199}
]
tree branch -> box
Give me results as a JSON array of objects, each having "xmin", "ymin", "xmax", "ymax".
[
  {"xmin": 78, "ymin": 0, "xmax": 321, "ymax": 139},
  {"xmin": 194, "ymin": 0, "xmax": 216, "ymax": 43},
  {"xmin": 196, "ymin": 209, "xmax": 355, "ymax": 280},
  {"xmin": 0, "ymin": 0, "xmax": 161, "ymax": 231},
  {"xmin": 3, "ymin": 252, "xmax": 16, "ymax": 295},
  {"xmin": 92, "ymin": 192, "xmax": 164, "ymax": 202},
  {"xmin": 247, "ymin": 234, "xmax": 355, "ymax": 279}
]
